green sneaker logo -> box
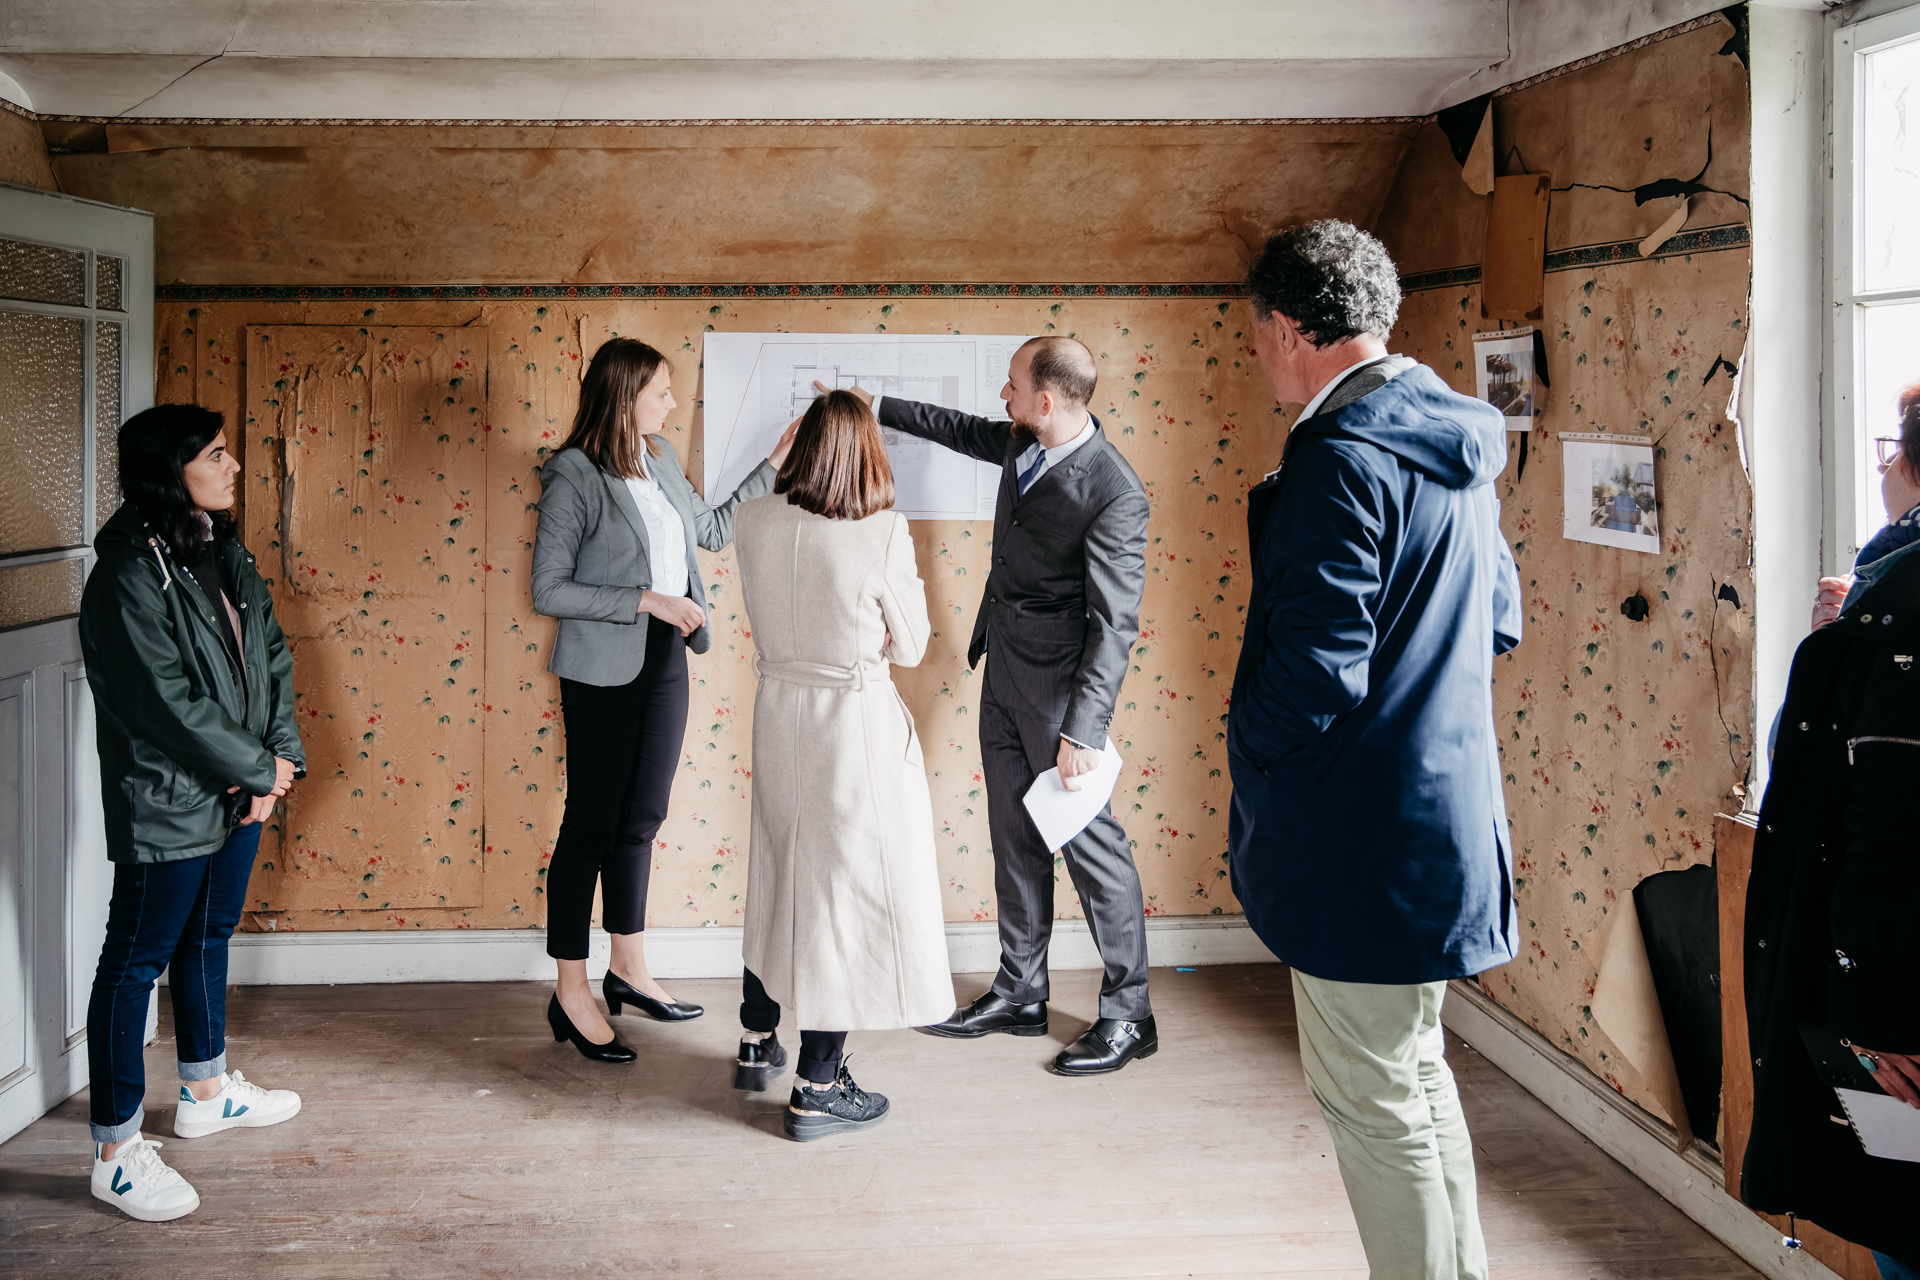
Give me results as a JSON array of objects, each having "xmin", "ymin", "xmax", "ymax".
[
  {"xmin": 221, "ymin": 1099, "xmax": 249, "ymax": 1119},
  {"xmin": 111, "ymin": 1168, "xmax": 133, "ymax": 1196},
  {"xmin": 179, "ymin": 1086, "xmax": 193, "ymax": 1102}
]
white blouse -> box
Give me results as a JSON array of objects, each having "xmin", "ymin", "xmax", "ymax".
[{"xmin": 624, "ymin": 468, "xmax": 690, "ymax": 600}]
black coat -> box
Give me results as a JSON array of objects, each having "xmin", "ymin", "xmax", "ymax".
[{"xmin": 1742, "ymin": 542, "xmax": 1920, "ymax": 1260}]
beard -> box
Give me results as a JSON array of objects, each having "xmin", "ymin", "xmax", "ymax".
[{"xmin": 1009, "ymin": 418, "xmax": 1039, "ymax": 445}]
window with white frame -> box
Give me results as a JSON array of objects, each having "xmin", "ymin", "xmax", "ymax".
[{"xmin": 1834, "ymin": 4, "xmax": 1920, "ymax": 565}]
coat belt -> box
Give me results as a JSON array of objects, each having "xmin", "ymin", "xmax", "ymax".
[{"xmin": 752, "ymin": 656, "xmax": 888, "ymax": 690}]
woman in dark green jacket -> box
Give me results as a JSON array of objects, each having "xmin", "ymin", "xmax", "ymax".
[{"xmin": 79, "ymin": 404, "xmax": 307, "ymax": 1223}]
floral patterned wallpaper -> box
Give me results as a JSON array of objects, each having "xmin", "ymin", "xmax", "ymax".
[
  {"xmin": 1394, "ymin": 245, "xmax": 1754, "ymax": 1108},
  {"xmin": 160, "ymin": 294, "xmax": 1282, "ymax": 933}
]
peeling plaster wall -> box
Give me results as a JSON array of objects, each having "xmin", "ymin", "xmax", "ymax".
[
  {"xmin": 0, "ymin": 106, "xmax": 55, "ymax": 189},
  {"xmin": 99, "ymin": 119, "xmax": 1418, "ymax": 934},
  {"xmin": 1377, "ymin": 20, "xmax": 1754, "ymax": 1119},
  {"xmin": 52, "ymin": 121, "xmax": 1412, "ymax": 286}
]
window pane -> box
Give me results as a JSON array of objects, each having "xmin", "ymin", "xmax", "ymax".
[
  {"xmin": 1859, "ymin": 301, "xmax": 1920, "ymax": 550},
  {"xmin": 95, "ymin": 320, "xmax": 123, "ymax": 532},
  {"xmin": 95, "ymin": 254, "xmax": 123, "ymax": 312},
  {"xmin": 0, "ymin": 309, "xmax": 86, "ymax": 554},
  {"xmin": 0, "ymin": 237, "xmax": 86, "ymax": 307},
  {"xmin": 1862, "ymin": 34, "xmax": 1920, "ymax": 292},
  {"xmin": 0, "ymin": 558, "xmax": 82, "ymax": 629}
]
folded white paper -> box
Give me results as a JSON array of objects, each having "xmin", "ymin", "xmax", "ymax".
[
  {"xmin": 1022, "ymin": 738, "xmax": 1124, "ymax": 851},
  {"xmin": 1837, "ymin": 1087, "xmax": 1920, "ymax": 1163}
]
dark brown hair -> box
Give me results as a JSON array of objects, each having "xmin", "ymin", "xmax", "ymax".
[
  {"xmin": 1899, "ymin": 380, "xmax": 1920, "ymax": 477},
  {"xmin": 1020, "ymin": 335, "xmax": 1098, "ymax": 409},
  {"xmin": 559, "ymin": 338, "xmax": 668, "ymax": 478},
  {"xmin": 775, "ymin": 390, "xmax": 895, "ymax": 520}
]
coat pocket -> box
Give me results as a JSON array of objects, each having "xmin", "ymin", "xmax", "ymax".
[{"xmin": 892, "ymin": 686, "xmax": 923, "ymax": 766}]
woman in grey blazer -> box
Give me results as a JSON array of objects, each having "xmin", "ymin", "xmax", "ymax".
[{"xmin": 531, "ymin": 338, "xmax": 794, "ymax": 1062}]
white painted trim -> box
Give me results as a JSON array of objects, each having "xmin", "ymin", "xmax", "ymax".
[
  {"xmin": 180, "ymin": 915, "xmax": 1278, "ymax": 987},
  {"xmin": 1749, "ymin": 3, "xmax": 1832, "ymax": 801},
  {"xmin": 1441, "ymin": 980, "xmax": 1843, "ymax": 1280}
]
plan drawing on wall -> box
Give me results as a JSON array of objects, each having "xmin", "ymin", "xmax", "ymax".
[{"xmin": 703, "ymin": 331, "xmax": 1033, "ymax": 521}]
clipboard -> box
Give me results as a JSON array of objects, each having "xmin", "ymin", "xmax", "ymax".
[{"xmin": 1800, "ymin": 1023, "xmax": 1920, "ymax": 1163}]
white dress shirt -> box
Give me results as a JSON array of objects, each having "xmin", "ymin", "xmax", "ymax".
[
  {"xmin": 624, "ymin": 467, "xmax": 690, "ymax": 599},
  {"xmin": 1014, "ymin": 413, "xmax": 1099, "ymax": 491}
]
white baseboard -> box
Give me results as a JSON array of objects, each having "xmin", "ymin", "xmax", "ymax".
[
  {"xmin": 177, "ymin": 915, "xmax": 1278, "ymax": 986},
  {"xmin": 1441, "ymin": 980, "xmax": 1842, "ymax": 1280}
]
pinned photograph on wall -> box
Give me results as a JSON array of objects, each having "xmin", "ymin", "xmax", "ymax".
[
  {"xmin": 1473, "ymin": 327, "xmax": 1539, "ymax": 430},
  {"xmin": 1561, "ymin": 432, "xmax": 1660, "ymax": 554}
]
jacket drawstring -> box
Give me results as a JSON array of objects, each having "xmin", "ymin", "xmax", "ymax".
[{"xmin": 146, "ymin": 537, "xmax": 173, "ymax": 590}]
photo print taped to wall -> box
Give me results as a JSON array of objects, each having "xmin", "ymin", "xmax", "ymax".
[
  {"xmin": 1561, "ymin": 432, "xmax": 1660, "ymax": 555},
  {"xmin": 1473, "ymin": 327, "xmax": 1540, "ymax": 431}
]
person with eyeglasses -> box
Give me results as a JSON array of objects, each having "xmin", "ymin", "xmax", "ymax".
[
  {"xmin": 1744, "ymin": 378, "xmax": 1920, "ymax": 1279},
  {"xmin": 1811, "ymin": 382, "xmax": 1920, "ymax": 630}
]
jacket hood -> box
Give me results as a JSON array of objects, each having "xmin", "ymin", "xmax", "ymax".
[
  {"xmin": 1303, "ymin": 364, "xmax": 1507, "ymax": 490},
  {"xmin": 94, "ymin": 501, "xmax": 160, "ymax": 557}
]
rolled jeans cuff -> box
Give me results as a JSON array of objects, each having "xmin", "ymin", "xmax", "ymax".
[
  {"xmin": 92, "ymin": 1106, "xmax": 145, "ymax": 1146},
  {"xmin": 177, "ymin": 1051, "xmax": 226, "ymax": 1082}
]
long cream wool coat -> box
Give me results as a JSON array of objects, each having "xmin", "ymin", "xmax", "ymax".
[{"xmin": 733, "ymin": 497, "xmax": 954, "ymax": 1032}]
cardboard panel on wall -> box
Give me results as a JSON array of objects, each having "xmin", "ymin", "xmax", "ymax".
[
  {"xmin": 1481, "ymin": 173, "xmax": 1552, "ymax": 321},
  {"xmin": 244, "ymin": 326, "xmax": 489, "ymax": 916}
]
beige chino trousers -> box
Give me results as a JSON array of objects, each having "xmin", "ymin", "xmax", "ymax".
[{"xmin": 1292, "ymin": 970, "xmax": 1490, "ymax": 1280}]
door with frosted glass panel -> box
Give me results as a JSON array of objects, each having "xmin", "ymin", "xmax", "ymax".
[{"xmin": 0, "ymin": 184, "xmax": 152, "ymax": 1144}]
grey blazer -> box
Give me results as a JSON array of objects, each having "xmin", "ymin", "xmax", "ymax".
[
  {"xmin": 877, "ymin": 398, "xmax": 1149, "ymax": 748},
  {"xmin": 531, "ymin": 442, "xmax": 776, "ymax": 686}
]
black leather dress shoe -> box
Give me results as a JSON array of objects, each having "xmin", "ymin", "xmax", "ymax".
[
  {"xmin": 917, "ymin": 991, "xmax": 1048, "ymax": 1039},
  {"xmin": 603, "ymin": 972, "xmax": 703, "ymax": 1022},
  {"xmin": 733, "ymin": 1032, "xmax": 789, "ymax": 1092},
  {"xmin": 547, "ymin": 994, "xmax": 637, "ymax": 1064},
  {"xmin": 1052, "ymin": 1015, "xmax": 1158, "ymax": 1075}
]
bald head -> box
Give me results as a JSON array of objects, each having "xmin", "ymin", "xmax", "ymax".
[{"xmin": 1019, "ymin": 336, "xmax": 1097, "ymax": 410}]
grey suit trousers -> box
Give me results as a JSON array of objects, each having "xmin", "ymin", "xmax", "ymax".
[{"xmin": 979, "ymin": 666, "xmax": 1150, "ymax": 1020}]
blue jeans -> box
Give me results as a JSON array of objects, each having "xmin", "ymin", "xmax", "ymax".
[
  {"xmin": 1878, "ymin": 1252, "xmax": 1920, "ymax": 1280},
  {"xmin": 86, "ymin": 822, "xmax": 261, "ymax": 1143}
]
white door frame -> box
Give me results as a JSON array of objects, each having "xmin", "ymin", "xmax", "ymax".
[{"xmin": 0, "ymin": 180, "xmax": 154, "ymax": 1144}]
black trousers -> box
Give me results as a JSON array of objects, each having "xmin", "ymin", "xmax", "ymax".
[
  {"xmin": 740, "ymin": 968, "xmax": 846, "ymax": 1084},
  {"xmin": 546, "ymin": 616, "xmax": 688, "ymax": 961}
]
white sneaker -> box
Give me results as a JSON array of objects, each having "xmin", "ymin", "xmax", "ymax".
[
  {"xmin": 91, "ymin": 1135, "xmax": 200, "ymax": 1222},
  {"xmin": 173, "ymin": 1070, "xmax": 302, "ymax": 1138}
]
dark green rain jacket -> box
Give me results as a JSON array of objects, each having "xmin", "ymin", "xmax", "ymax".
[{"xmin": 80, "ymin": 504, "xmax": 306, "ymax": 863}]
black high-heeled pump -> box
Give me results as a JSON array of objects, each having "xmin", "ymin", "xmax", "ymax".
[
  {"xmin": 603, "ymin": 971, "xmax": 704, "ymax": 1022},
  {"xmin": 547, "ymin": 993, "xmax": 637, "ymax": 1063}
]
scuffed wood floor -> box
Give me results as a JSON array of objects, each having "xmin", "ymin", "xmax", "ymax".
[{"xmin": 0, "ymin": 965, "xmax": 1757, "ymax": 1279}]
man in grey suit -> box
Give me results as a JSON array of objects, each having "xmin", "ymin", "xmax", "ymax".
[{"xmin": 830, "ymin": 336, "xmax": 1155, "ymax": 1075}]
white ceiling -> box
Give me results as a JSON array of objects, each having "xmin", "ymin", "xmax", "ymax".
[{"xmin": 0, "ymin": 0, "xmax": 1780, "ymax": 122}]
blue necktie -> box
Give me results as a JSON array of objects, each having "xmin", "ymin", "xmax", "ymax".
[{"xmin": 1017, "ymin": 449, "xmax": 1047, "ymax": 496}]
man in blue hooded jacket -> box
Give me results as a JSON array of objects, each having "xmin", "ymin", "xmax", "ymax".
[{"xmin": 1227, "ymin": 221, "xmax": 1522, "ymax": 1280}]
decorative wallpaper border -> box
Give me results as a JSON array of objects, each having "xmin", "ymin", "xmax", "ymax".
[
  {"xmin": 1397, "ymin": 222, "xmax": 1751, "ymax": 294},
  {"xmin": 3, "ymin": 98, "xmax": 1422, "ymax": 127},
  {"xmin": 157, "ymin": 280, "xmax": 1245, "ymax": 302},
  {"xmin": 154, "ymin": 224, "xmax": 1752, "ymax": 303}
]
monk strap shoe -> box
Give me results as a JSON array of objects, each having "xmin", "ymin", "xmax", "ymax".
[
  {"xmin": 1052, "ymin": 1015, "xmax": 1158, "ymax": 1075},
  {"xmin": 784, "ymin": 1064, "xmax": 889, "ymax": 1142},
  {"xmin": 917, "ymin": 991, "xmax": 1048, "ymax": 1039}
]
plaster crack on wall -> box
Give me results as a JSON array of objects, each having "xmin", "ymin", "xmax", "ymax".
[
  {"xmin": 115, "ymin": 7, "xmax": 252, "ymax": 119},
  {"xmin": 1551, "ymin": 120, "xmax": 1750, "ymax": 210}
]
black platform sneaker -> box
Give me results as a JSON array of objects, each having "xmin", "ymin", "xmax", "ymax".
[
  {"xmin": 734, "ymin": 1032, "xmax": 789, "ymax": 1092},
  {"xmin": 783, "ymin": 1063, "xmax": 890, "ymax": 1142}
]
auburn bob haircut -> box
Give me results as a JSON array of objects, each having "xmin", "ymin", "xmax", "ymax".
[
  {"xmin": 559, "ymin": 338, "xmax": 668, "ymax": 478},
  {"xmin": 775, "ymin": 390, "xmax": 895, "ymax": 521}
]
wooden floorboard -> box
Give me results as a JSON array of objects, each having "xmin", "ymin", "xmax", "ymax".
[{"xmin": 0, "ymin": 964, "xmax": 1758, "ymax": 1279}]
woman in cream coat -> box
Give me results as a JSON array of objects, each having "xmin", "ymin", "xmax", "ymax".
[{"xmin": 731, "ymin": 390, "xmax": 953, "ymax": 1142}]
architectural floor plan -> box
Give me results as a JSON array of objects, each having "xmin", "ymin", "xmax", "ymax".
[{"xmin": 703, "ymin": 332, "xmax": 1031, "ymax": 520}]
